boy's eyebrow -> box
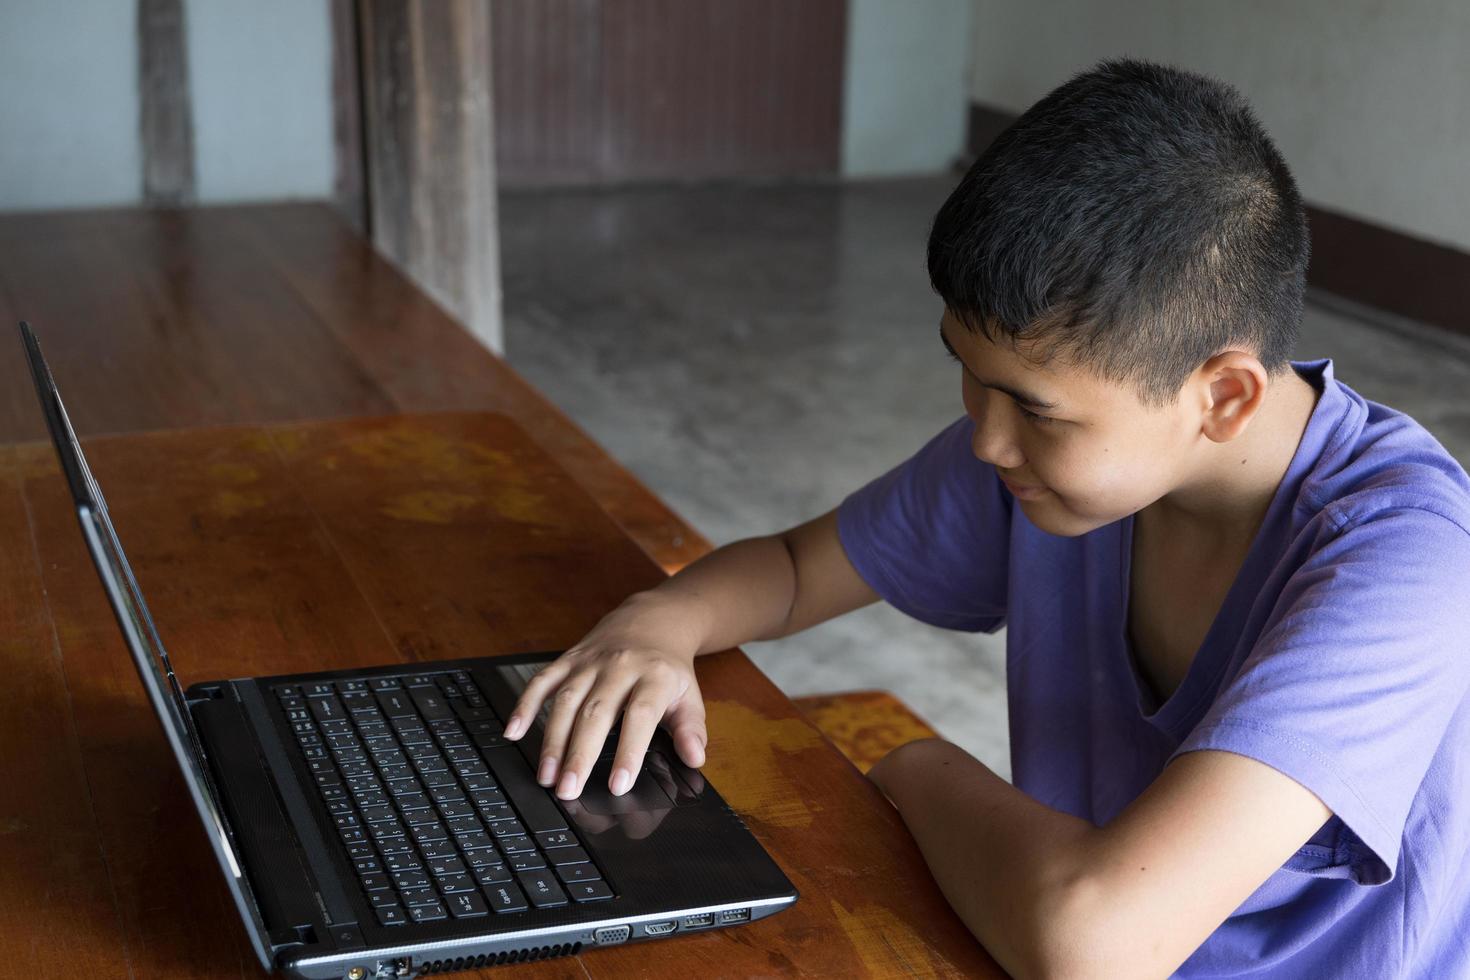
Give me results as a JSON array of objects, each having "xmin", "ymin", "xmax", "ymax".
[{"xmin": 938, "ymin": 323, "xmax": 1062, "ymax": 411}]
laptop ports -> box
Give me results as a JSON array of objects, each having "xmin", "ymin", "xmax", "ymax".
[
  {"xmin": 643, "ymin": 921, "xmax": 677, "ymax": 936},
  {"xmin": 594, "ymin": 925, "xmax": 631, "ymax": 945},
  {"xmin": 719, "ymin": 908, "xmax": 751, "ymax": 924},
  {"xmin": 682, "ymin": 912, "xmax": 714, "ymax": 929}
]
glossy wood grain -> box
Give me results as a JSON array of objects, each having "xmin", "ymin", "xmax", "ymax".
[
  {"xmin": 0, "ymin": 204, "xmax": 710, "ymax": 575},
  {"xmin": 0, "ymin": 413, "xmax": 1002, "ymax": 977}
]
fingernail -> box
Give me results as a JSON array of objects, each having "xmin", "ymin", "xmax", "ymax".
[
  {"xmin": 505, "ymin": 717, "xmax": 523, "ymax": 739},
  {"xmin": 556, "ymin": 771, "xmax": 577, "ymax": 798},
  {"xmin": 611, "ymin": 768, "xmax": 632, "ymax": 795},
  {"xmin": 538, "ymin": 757, "xmax": 557, "ymax": 785}
]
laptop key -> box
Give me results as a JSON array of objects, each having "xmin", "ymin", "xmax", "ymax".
[
  {"xmin": 536, "ymin": 831, "xmax": 577, "ymax": 850},
  {"xmin": 375, "ymin": 691, "xmax": 416, "ymax": 718},
  {"xmin": 391, "ymin": 870, "xmax": 430, "ymax": 890},
  {"xmin": 437, "ymin": 874, "xmax": 475, "ymax": 894},
  {"xmin": 470, "ymin": 789, "xmax": 507, "ymax": 808},
  {"xmin": 497, "ymin": 835, "xmax": 534, "ymax": 854},
  {"xmin": 472, "ymin": 731, "xmax": 509, "ymax": 750},
  {"xmin": 397, "ymin": 887, "xmax": 438, "ymax": 907},
  {"xmin": 426, "ymin": 856, "xmax": 466, "ymax": 877},
  {"xmin": 447, "ymin": 891, "xmax": 489, "ymax": 919},
  {"xmin": 517, "ymin": 869, "xmax": 569, "ymax": 909},
  {"xmin": 409, "ymin": 903, "xmax": 448, "ymax": 923},
  {"xmin": 451, "ymin": 703, "xmax": 498, "ymax": 723},
  {"xmin": 419, "ymin": 839, "xmax": 459, "ymax": 860},
  {"xmin": 474, "ymin": 864, "xmax": 513, "ymax": 885},
  {"xmin": 547, "ymin": 846, "xmax": 590, "ymax": 867},
  {"xmin": 308, "ymin": 695, "xmax": 346, "ymax": 723},
  {"xmin": 507, "ymin": 853, "xmax": 546, "ymax": 873},
  {"xmin": 457, "ymin": 765, "xmax": 494, "ymax": 784},
  {"xmin": 411, "ymin": 824, "xmax": 447, "ymax": 844},
  {"xmin": 384, "ymin": 855, "xmax": 423, "ymax": 874},
  {"xmin": 368, "ymin": 890, "xmax": 399, "ymax": 909},
  {"xmin": 482, "ymin": 882, "xmax": 529, "ymax": 913},
  {"xmin": 565, "ymin": 880, "xmax": 614, "ymax": 903},
  {"xmin": 408, "ymin": 686, "xmax": 452, "ymax": 721},
  {"xmin": 460, "ymin": 846, "xmax": 502, "ymax": 869},
  {"xmin": 376, "ymin": 905, "xmax": 407, "ymax": 926},
  {"xmin": 369, "ymin": 677, "xmax": 402, "ymax": 691},
  {"xmin": 489, "ymin": 820, "xmax": 526, "ymax": 840},
  {"xmin": 555, "ymin": 863, "xmax": 601, "ymax": 884},
  {"xmin": 360, "ymin": 874, "xmax": 391, "ymax": 892}
]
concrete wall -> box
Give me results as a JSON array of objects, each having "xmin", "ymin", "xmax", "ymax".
[
  {"xmin": 969, "ymin": 0, "xmax": 1470, "ymax": 253},
  {"xmin": 0, "ymin": 1, "xmax": 143, "ymax": 209},
  {"xmin": 0, "ymin": 0, "xmax": 333, "ymax": 210},
  {"xmin": 842, "ymin": 0, "xmax": 974, "ymax": 177},
  {"xmin": 186, "ymin": 0, "xmax": 333, "ymax": 203}
]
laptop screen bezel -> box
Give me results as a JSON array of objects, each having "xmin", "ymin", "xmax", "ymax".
[{"xmin": 18, "ymin": 322, "xmax": 276, "ymax": 971}]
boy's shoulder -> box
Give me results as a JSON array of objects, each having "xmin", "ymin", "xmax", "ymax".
[{"xmin": 1302, "ymin": 366, "xmax": 1470, "ymax": 539}]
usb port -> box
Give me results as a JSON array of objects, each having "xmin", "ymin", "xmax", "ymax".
[
  {"xmin": 644, "ymin": 921, "xmax": 677, "ymax": 936},
  {"xmin": 683, "ymin": 912, "xmax": 714, "ymax": 929},
  {"xmin": 718, "ymin": 908, "xmax": 750, "ymax": 924}
]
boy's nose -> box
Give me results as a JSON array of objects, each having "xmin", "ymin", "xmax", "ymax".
[{"xmin": 969, "ymin": 396, "xmax": 1024, "ymax": 469}]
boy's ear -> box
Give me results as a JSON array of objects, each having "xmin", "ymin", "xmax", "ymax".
[{"xmin": 1197, "ymin": 351, "xmax": 1269, "ymax": 443}]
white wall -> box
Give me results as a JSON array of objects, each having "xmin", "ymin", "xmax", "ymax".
[
  {"xmin": 969, "ymin": 0, "xmax": 1470, "ymax": 253},
  {"xmin": 187, "ymin": 0, "xmax": 333, "ymax": 203},
  {"xmin": 842, "ymin": 0, "xmax": 974, "ymax": 178},
  {"xmin": 0, "ymin": 0, "xmax": 143, "ymax": 209},
  {"xmin": 0, "ymin": 0, "xmax": 333, "ymax": 210}
]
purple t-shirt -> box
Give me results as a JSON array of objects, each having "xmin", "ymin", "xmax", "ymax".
[{"xmin": 836, "ymin": 358, "xmax": 1470, "ymax": 977}]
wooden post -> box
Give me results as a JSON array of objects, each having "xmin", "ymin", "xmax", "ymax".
[
  {"xmin": 329, "ymin": 0, "xmax": 367, "ymax": 234},
  {"xmin": 137, "ymin": 0, "xmax": 196, "ymax": 205},
  {"xmin": 357, "ymin": 0, "xmax": 503, "ymax": 354}
]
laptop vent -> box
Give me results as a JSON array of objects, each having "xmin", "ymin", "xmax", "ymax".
[{"xmin": 414, "ymin": 941, "xmax": 583, "ymax": 975}]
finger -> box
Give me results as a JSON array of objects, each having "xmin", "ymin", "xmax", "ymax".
[
  {"xmin": 663, "ymin": 673, "xmax": 708, "ymax": 769},
  {"xmin": 555, "ymin": 671, "xmax": 642, "ymax": 800},
  {"xmin": 607, "ymin": 673, "xmax": 682, "ymax": 796},
  {"xmin": 535, "ymin": 669, "xmax": 598, "ymax": 787},
  {"xmin": 504, "ymin": 655, "xmax": 578, "ymax": 741}
]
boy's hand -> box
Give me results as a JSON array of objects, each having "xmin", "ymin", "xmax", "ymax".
[{"xmin": 502, "ymin": 594, "xmax": 709, "ymax": 801}]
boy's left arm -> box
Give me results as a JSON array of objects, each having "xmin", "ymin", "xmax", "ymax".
[{"xmin": 867, "ymin": 737, "xmax": 1332, "ymax": 979}]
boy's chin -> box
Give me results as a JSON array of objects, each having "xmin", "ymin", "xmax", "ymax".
[{"xmin": 1020, "ymin": 496, "xmax": 1112, "ymax": 538}]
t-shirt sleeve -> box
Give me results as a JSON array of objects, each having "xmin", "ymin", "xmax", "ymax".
[
  {"xmin": 1168, "ymin": 505, "xmax": 1470, "ymax": 885},
  {"xmin": 835, "ymin": 415, "xmax": 1014, "ymax": 632}
]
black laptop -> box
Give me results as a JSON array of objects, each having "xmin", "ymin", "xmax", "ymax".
[{"xmin": 18, "ymin": 322, "xmax": 797, "ymax": 978}]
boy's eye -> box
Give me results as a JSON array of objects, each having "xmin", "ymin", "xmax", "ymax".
[
  {"xmin": 1015, "ymin": 404, "xmax": 1058, "ymax": 425},
  {"xmin": 948, "ymin": 349, "xmax": 1057, "ymax": 425}
]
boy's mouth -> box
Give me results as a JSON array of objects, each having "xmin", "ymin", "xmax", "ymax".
[{"xmin": 1002, "ymin": 477, "xmax": 1048, "ymax": 498}]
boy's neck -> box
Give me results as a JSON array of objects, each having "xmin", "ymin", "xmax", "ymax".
[{"xmin": 1141, "ymin": 367, "xmax": 1322, "ymax": 553}]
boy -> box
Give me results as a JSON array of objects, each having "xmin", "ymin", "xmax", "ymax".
[{"xmin": 503, "ymin": 58, "xmax": 1470, "ymax": 977}]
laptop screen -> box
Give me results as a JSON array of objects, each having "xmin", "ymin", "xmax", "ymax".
[{"xmin": 17, "ymin": 322, "xmax": 275, "ymax": 971}]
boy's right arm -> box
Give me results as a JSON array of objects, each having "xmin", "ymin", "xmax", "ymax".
[{"xmin": 503, "ymin": 507, "xmax": 879, "ymax": 800}]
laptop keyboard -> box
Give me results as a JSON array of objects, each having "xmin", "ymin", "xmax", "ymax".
[{"xmin": 274, "ymin": 669, "xmax": 613, "ymax": 927}]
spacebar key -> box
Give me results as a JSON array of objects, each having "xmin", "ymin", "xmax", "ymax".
[{"xmin": 481, "ymin": 747, "xmax": 568, "ymax": 833}]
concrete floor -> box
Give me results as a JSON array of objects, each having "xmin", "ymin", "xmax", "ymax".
[{"xmin": 499, "ymin": 176, "xmax": 1470, "ymax": 782}]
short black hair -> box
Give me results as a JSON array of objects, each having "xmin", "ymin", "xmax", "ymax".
[{"xmin": 927, "ymin": 56, "xmax": 1309, "ymax": 410}]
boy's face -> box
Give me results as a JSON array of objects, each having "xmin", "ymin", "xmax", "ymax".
[{"xmin": 939, "ymin": 308, "xmax": 1209, "ymax": 539}]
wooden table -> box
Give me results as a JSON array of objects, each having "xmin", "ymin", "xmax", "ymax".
[{"xmin": 0, "ymin": 205, "xmax": 1004, "ymax": 977}]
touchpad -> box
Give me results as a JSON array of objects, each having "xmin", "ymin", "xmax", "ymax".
[{"xmin": 572, "ymin": 750, "xmax": 677, "ymax": 816}]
